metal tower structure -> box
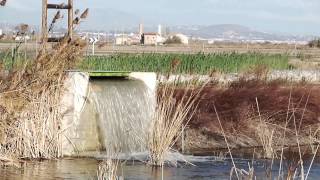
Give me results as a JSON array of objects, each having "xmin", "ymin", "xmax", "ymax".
[{"xmin": 41, "ymin": 0, "xmax": 73, "ymax": 42}]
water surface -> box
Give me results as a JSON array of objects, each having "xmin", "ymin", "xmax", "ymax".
[{"xmin": 2, "ymin": 156, "xmax": 320, "ymax": 180}]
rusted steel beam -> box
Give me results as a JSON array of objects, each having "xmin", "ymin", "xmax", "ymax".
[{"xmin": 47, "ymin": 3, "xmax": 71, "ymax": 9}]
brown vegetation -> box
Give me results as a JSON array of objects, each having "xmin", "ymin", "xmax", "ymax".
[
  {"xmin": 170, "ymin": 79, "xmax": 320, "ymax": 154},
  {"xmin": 308, "ymin": 39, "xmax": 320, "ymax": 48},
  {"xmin": 164, "ymin": 36, "xmax": 182, "ymax": 44}
]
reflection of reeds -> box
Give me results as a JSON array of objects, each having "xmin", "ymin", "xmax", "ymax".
[{"xmin": 147, "ymin": 79, "xmax": 204, "ymax": 166}]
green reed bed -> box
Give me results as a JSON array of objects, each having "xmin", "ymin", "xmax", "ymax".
[
  {"xmin": 0, "ymin": 51, "xmax": 32, "ymax": 70},
  {"xmin": 80, "ymin": 52, "xmax": 291, "ymax": 74}
]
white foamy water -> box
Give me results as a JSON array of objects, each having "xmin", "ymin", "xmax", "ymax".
[{"xmin": 88, "ymin": 79, "xmax": 155, "ymax": 154}]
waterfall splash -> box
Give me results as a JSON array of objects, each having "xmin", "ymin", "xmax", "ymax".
[{"xmin": 87, "ymin": 78, "xmax": 155, "ymax": 154}]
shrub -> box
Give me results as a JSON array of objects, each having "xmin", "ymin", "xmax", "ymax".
[
  {"xmin": 164, "ymin": 36, "xmax": 182, "ymax": 44},
  {"xmin": 308, "ymin": 39, "xmax": 320, "ymax": 48}
]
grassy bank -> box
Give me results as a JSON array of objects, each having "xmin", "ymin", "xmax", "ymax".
[
  {"xmin": 1, "ymin": 52, "xmax": 292, "ymax": 73},
  {"xmin": 80, "ymin": 52, "xmax": 291, "ymax": 74},
  {"xmin": 0, "ymin": 50, "xmax": 35, "ymax": 70}
]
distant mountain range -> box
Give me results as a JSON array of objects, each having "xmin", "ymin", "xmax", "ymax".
[
  {"xmin": 115, "ymin": 24, "xmax": 316, "ymax": 42},
  {"xmin": 170, "ymin": 24, "xmax": 315, "ymax": 42},
  {"xmin": 1, "ymin": 5, "xmax": 318, "ymax": 42},
  {"xmin": 1, "ymin": 22, "xmax": 317, "ymax": 42}
]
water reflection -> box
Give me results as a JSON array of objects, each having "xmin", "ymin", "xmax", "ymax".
[{"xmin": 2, "ymin": 157, "xmax": 320, "ymax": 180}]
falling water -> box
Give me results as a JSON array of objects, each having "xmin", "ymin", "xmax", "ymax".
[{"xmin": 86, "ymin": 78, "xmax": 155, "ymax": 154}]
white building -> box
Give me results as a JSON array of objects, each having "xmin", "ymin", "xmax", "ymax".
[
  {"xmin": 0, "ymin": 29, "xmax": 2, "ymax": 36},
  {"xmin": 14, "ymin": 35, "xmax": 31, "ymax": 41},
  {"xmin": 115, "ymin": 34, "xmax": 141, "ymax": 45},
  {"xmin": 142, "ymin": 33, "xmax": 157, "ymax": 45},
  {"xmin": 115, "ymin": 34, "xmax": 129, "ymax": 45},
  {"xmin": 175, "ymin": 34, "xmax": 189, "ymax": 45},
  {"xmin": 156, "ymin": 35, "xmax": 166, "ymax": 44}
]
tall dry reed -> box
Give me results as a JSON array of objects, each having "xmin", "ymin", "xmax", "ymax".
[
  {"xmin": 147, "ymin": 79, "xmax": 204, "ymax": 166},
  {"xmin": 0, "ymin": 8, "xmax": 89, "ymax": 162},
  {"xmin": 97, "ymin": 151, "xmax": 120, "ymax": 180}
]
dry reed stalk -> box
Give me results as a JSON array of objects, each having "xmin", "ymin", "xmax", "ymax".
[
  {"xmin": 0, "ymin": 10, "xmax": 88, "ymax": 162},
  {"xmin": 96, "ymin": 148, "xmax": 121, "ymax": 180},
  {"xmin": 147, "ymin": 79, "xmax": 204, "ymax": 166},
  {"xmin": 278, "ymin": 89, "xmax": 293, "ymax": 178},
  {"xmin": 307, "ymin": 127, "xmax": 320, "ymax": 154},
  {"xmin": 75, "ymin": 9, "xmax": 80, "ymax": 15},
  {"xmin": 97, "ymin": 159, "xmax": 120, "ymax": 180},
  {"xmin": 292, "ymin": 108, "xmax": 305, "ymax": 180},
  {"xmin": 255, "ymin": 98, "xmax": 276, "ymax": 159},
  {"xmin": 256, "ymin": 122, "xmax": 275, "ymax": 158},
  {"xmin": 305, "ymin": 144, "xmax": 319, "ymax": 179},
  {"xmin": 281, "ymin": 92, "xmax": 312, "ymax": 180},
  {"xmin": 48, "ymin": 11, "xmax": 62, "ymax": 33},
  {"xmin": 214, "ymin": 105, "xmax": 240, "ymax": 180},
  {"xmin": 274, "ymin": 89, "xmax": 320, "ymax": 180},
  {"xmin": 230, "ymin": 163, "xmax": 255, "ymax": 180}
]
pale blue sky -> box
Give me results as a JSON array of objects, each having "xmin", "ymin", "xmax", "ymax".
[{"xmin": 1, "ymin": 0, "xmax": 320, "ymax": 35}]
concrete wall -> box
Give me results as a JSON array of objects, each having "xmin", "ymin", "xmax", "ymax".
[
  {"xmin": 61, "ymin": 72, "xmax": 92, "ymax": 156},
  {"xmin": 129, "ymin": 72, "xmax": 157, "ymax": 93}
]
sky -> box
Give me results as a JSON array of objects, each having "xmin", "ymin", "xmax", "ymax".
[{"xmin": 1, "ymin": 0, "xmax": 320, "ymax": 35}]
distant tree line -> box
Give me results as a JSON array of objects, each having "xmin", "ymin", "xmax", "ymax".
[
  {"xmin": 308, "ymin": 39, "xmax": 320, "ymax": 48},
  {"xmin": 164, "ymin": 36, "xmax": 182, "ymax": 44}
]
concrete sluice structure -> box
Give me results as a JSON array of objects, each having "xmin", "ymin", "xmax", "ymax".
[
  {"xmin": 61, "ymin": 72, "xmax": 156, "ymax": 156},
  {"xmin": 60, "ymin": 70, "xmax": 319, "ymax": 157}
]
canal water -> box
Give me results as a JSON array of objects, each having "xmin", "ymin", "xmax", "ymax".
[{"xmin": 2, "ymin": 155, "xmax": 320, "ymax": 180}]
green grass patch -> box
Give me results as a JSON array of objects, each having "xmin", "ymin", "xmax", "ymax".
[
  {"xmin": 1, "ymin": 51, "xmax": 292, "ymax": 74},
  {"xmin": 80, "ymin": 52, "xmax": 291, "ymax": 74},
  {"xmin": 0, "ymin": 51, "xmax": 28, "ymax": 70}
]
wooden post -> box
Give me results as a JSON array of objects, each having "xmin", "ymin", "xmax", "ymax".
[
  {"xmin": 41, "ymin": 0, "xmax": 73, "ymax": 42},
  {"xmin": 68, "ymin": 0, "xmax": 73, "ymax": 37},
  {"xmin": 41, "ymin": 0, "xmax": 48, "ymax": 43}
]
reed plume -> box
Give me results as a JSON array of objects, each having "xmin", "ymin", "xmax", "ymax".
[
  {"xmin": 48, "ymin": 11, "xmax": 62, "ymax": 33},
  {"xmin": 80, "ymin": 8, "xmax": 89, "ymax": 19},
  {"xmin": 0, "ymin": 0, "xmax": 6, "ymax": 6},
  {"xmin": 75, "ymin": 9, "xmax": 80, "ymax": 15}
]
